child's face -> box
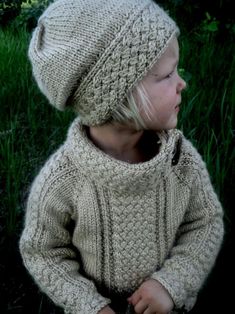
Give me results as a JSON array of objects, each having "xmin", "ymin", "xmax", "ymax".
[{"xmin": 137, "ymin": 37, "xmax": 186, "ymax": 131}]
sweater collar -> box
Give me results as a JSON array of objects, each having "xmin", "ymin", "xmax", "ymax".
[{"xmin": 66, "ymin": 118, "xmax": 182, "ymax": 192}]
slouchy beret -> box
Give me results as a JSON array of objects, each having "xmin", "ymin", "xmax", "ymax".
[{"xmin": 28, "ymin": 0, "xmax": 179, "ymax": 125}]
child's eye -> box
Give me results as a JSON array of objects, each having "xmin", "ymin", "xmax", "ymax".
[
  {"xmin": 165, "ymin": 70, "xmax": 174, "ymax": 79},
  {"xmin": 164, "ymin": 65, "xmax": 179, "ymax": 80}
]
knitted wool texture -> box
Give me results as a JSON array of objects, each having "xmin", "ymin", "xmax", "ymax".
[
  {"xmin": 28, "ymin": 0, "xmax": 179, "ymax": 125},
  {"xmin": 20, "ymin": 118, "xmax": 224, "ymax": 314}
]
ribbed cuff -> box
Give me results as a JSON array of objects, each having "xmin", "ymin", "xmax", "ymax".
[
  {"xmin": 150, "ymin": 272, "xmax": 185, "ymax": 309},
  {"xmin": 64, "ymin": 293, "xmax": 111, "ymax": 314}
]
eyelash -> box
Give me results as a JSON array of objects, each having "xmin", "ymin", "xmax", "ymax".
[
  {"xmin": 165, "ymin": 71, "xmax": 174, "ymax": 79},
  {"xmin": 165, "ymin": 66, "xmax": 178, "ymax": 79}
]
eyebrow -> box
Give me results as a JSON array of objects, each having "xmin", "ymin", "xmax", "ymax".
[
  {"xmin": 172, "ymin": 59, "xmax": 179, "ymax": 69},
  {"xmin": 150, "ymin": 59, "xmax": 179, "ymax": 77}
]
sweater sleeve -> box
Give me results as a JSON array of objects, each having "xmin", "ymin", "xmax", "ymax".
[
  {"xmin": 19, "ymin": 160, "xmax": 110, "ymax": 314},
  {"xmin": 150, "ymin": 144, "xmax": 224, "ymax": 311}
]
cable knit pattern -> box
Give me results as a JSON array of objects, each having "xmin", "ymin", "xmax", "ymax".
[{"xmin": 20, "ymin": 118, "xmax": 224, "ymax": 313}]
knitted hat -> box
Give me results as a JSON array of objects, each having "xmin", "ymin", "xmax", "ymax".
[{"xmin": 28, "ymin": 0, "xmax": 179, "ymax": 126}]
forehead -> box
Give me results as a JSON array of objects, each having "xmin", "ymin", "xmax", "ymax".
[
  {"xmin": 150, "ymin": 37, "xmax": 179, "ymax": 72},
  {"xmin": 164, "ymin": 36, "xmax": 179, "ymax": 59}
]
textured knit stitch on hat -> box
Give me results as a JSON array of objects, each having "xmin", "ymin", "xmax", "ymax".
[{"xmin": 28, "ymin": 0, "xmax": 179, "ymax": 126}]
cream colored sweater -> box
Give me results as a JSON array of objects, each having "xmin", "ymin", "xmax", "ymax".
[{"xmin": 20, "ymin": 117, "xmax": 224, "ymax": 314}]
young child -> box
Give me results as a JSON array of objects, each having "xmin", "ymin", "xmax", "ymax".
[{"xmin": 19, "ymin": 0, "xmax": 224, "ymax": 313}]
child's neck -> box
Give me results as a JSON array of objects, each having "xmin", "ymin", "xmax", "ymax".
[{"xmin": 86, "ymin": 123, "xmax": 159, "ymax": 163}]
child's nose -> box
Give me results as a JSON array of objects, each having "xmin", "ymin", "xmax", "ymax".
[{"xmin": 177, "ymin": 75, "xmax": 187, "ymax": 93}]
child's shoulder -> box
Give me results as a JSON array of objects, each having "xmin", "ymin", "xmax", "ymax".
[
  {"xmin": 30, "ymin": 143, "xmax": 81, "ymax": 200},
  {"xmin": 31, "ymin": 118, "xmax": 90, "ymax": 194},
  {"xmin": 180, "ymin": 134, "xmax": 205, "ymax": 168},
  {"xmin": 173, "ymin": 130, "xmax": 208, "ymax": 179},
  {"xmin": 39, "ymin": 145, "xmax": 75, "ymax": 179}
]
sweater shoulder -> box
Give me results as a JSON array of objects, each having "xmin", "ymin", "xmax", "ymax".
[
  {"xmin": 180, "ymin": 135, "xmax": 205, "ymax": 169},
  {"xmin": 28, "ymin": 143, "xmax": 82, "ymax": 207},
  {"xmin": 172, "ymin": 133, "xmax": 209, "ymax": 186}
]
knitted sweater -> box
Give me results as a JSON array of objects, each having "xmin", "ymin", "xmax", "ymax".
[{"xmin": 20, "ymin": 117, "xmax": 224, "ymax": 314}]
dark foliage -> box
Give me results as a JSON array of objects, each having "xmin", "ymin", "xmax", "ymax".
[
  {"xmin": 156, "ymin": 0, "xmax": 235, "ymax": 39},
  {"xmin": 0, "ymin": 0, "xmax": 25, "ymax": 26}
]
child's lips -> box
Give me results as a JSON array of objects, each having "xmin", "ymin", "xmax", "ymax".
[
  {"xmin": 175, "ymin": 100, "xmax": 181, "ymax": 110},
  {"xmin": 175, "ymin": 104, "xmax": 180, "ymax": 111}
]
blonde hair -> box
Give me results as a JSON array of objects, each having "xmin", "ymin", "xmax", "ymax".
[{"xmin": 110, "ymin": 82, "xmax": 153, "ymax": 130}]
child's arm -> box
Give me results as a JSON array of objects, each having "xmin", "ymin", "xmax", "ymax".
[
  {"xmin": 147, "ymin": 142, "xmax": 224, "ymax": 311},
  {"xmin": 19, "ymin": 161, "xmax": 110, "ymax": 314}
]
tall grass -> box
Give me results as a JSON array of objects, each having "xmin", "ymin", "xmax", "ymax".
[
  {"xmin": 178, "ymin": 33, "xmax": 235, "ymax": 216},
  {"xmin": 0, "ymin": 25, "xmax": 234, "ymax": 312},
  {"xmin": 0, "ymin": 27, "xmax": 75, "ymax": 238}
]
